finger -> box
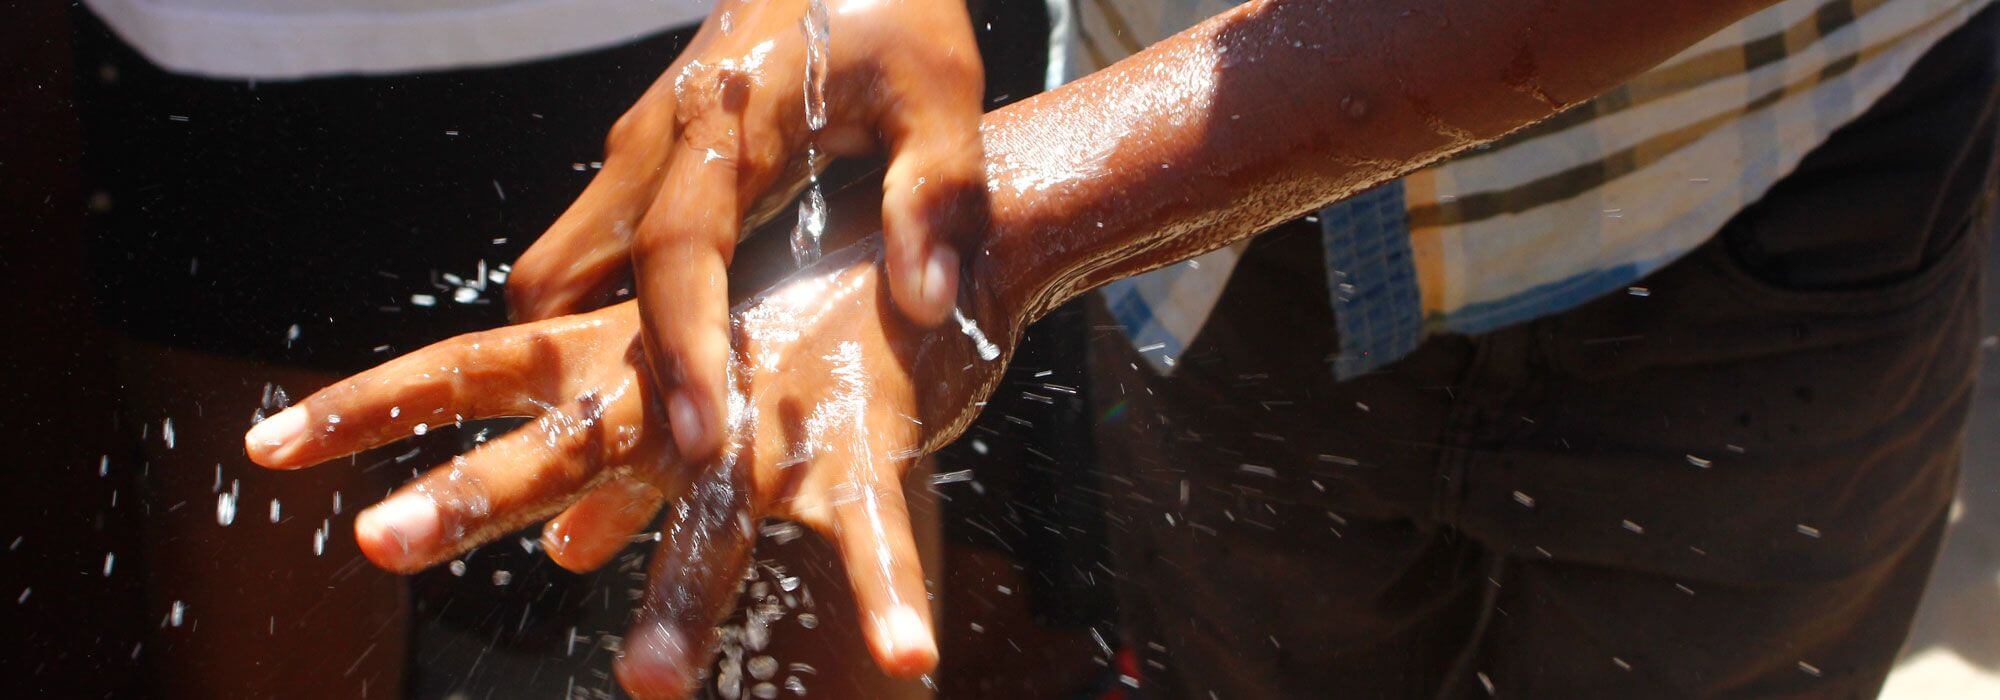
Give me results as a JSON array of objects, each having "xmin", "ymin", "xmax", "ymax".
[
  {"xmin": 353, "ymin": 394, "xmax": 638, "ymax": 572},
  {"xmin": 511, "ymin": 79, "xmax": 685, "ymax": 321},
  {"xmin": 633, "ymin": 114, "xmax": 743, "ymax": 463},
  {"xmin": 507, "ymin": 171, "xmax": 647, "ymax": 322},
  {"xmin": 245, "ymin": 326, "xmax": 563, "ymax": 469},
  {"xmin": 822, "ymin": 456, "xmax": 937, "ymax": 678},
  {"xmin": 617, "ymin": 465, "xmax": 756, "ymax": 699},
  {"xmin": 876, "ymin": 46, "xmax": 986, "ymax": 327},
  {"xmin": 542, "ymin": 475, "xmax": 668, "ymax": 573}
]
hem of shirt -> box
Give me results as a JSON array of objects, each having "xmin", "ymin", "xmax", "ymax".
[
  {"xmin": 80, "ymin": 0, "xmax": 708, "ymax": 80},
  {"xmin": 1320, "ymin": 180, "xmax": 1424, "ymax": 380}
]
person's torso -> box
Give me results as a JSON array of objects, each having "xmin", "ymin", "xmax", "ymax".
[{"xmin": 1072, "ymin": 0, "xmax": 1997, "ymax": 378}]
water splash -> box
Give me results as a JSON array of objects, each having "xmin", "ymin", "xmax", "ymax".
[
  {"xmin": 953, "ymin": 308, "xmax": 1001, "ymax": 361},
  {"xmin": 790, "ymin": 0, "xmax": 833, "ymax": 268},
  {"xmin": 790, "ymin": 185, "xmax": 825, "ymax": 268},
  {"xmin": 801, "ymin": 0, "xmax": 830, "ymax": 133}
]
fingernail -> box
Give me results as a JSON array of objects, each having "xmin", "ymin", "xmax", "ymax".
[
  {"xmin": 541, "ymin": 520, "xmax": 570, "ymax": 558},
  {"xmin": 921, "ymin": 247, "xmax": 958, "ymax": 312},
  {"xmin": 669, "ymin": 392, "xmax": 709, "ymax": 457},
  {"xmin": 357, "ymin": 493, "xmax": 440, "ymax": 568},
  {"xmin": 616, "ymin": 622, "xmax": 698, "ymax": 698},
  {"xmin": 245, "ymin": 407, "xmax": 307, "ymax": 459},
  {"xmin": 885, "ymin": 605, "xmax": 937, "ymax": 668}
]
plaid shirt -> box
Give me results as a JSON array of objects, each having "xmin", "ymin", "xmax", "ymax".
[{"xmin": 1059, "ymin": 0, "xmax": 1993, "ymax": 377}]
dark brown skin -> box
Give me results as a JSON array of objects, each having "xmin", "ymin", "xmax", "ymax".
[
  {"xmin": 507, "ymin": 0, "xmax": 988, "ymax": 465},
  {"xmin": 250, "ymin": 1, "xmax": 1784, "ymax": 697},
  {"xmin": 973, "ymin": 0, "xmax": 1778, "ymax": 329},
  {"xmin": 247, "ymin": 247, "xmax": 993, "ymax": 695}
]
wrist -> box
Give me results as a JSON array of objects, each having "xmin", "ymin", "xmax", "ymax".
[{"xmin": 962, "ymin": 173, "xmax": 1082, "ymax": 346}]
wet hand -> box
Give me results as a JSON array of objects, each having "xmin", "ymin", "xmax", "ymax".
[
  {"xmin": 245, "ymin": 243, "xmax": 1009, "ymax": 697},
  {"xmin": 506, "ymin": 0, "xmax": 987, "ymax": 464}
]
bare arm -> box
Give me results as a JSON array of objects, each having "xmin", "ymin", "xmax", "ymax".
[
  {"xmin": 286, "ymin": 4, "xmax": 1792, "ymax": 696},
  {"xmin": 968, "ymin": 0, "xmax": 1779, "ymax": 337}
]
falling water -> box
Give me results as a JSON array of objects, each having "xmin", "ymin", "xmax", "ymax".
[
  {"xmin": 790, "ymin": 0, "xmax": 832, "ymax": 268},
  {"xmin": 788, "ymin": 0, "xmax": 995, "ymax": 366},
  {"xmin": 790, "ymin": 182, "xmax": 826, "ymax": 268}
]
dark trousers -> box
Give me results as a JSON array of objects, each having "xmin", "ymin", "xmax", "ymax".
[{"xmin": 1089, "ymin": 7, "xmax": 2000, "ymax": 699}]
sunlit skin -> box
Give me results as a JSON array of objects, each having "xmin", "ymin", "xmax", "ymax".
[
  {"xmin": 250, "ymin": 0, "xmax": 1786, "ymax": 697},
  {"xmin": 506, "ymin": 0, "xmax": 987, "ymax": 465},
  {"xmin": 247, "ymin": 241, "xmax": 1003, "ymax": 694}
]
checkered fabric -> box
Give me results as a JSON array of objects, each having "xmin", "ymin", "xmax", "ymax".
[{"xmin": 1056, "ymin": 0, "xmax": 1993, "ymax": 377}]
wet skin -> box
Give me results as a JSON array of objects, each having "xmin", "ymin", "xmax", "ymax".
[
  {"xmin": 248, "ymin": 242, "xmax": 992, "ymax": 695},
  {"xmin": 250, "ymin": 0, "xmax": 1782, "ymax": 697},
  {"xmin": 505, "ymin": 0, "xmax": 988, "ymax": 465}
]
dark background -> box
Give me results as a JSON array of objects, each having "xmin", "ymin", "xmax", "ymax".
[{"xmin": 1, "ymin": 1, "xmax": 1122, "ymax": 697}]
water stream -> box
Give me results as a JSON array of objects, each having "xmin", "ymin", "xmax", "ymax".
[{"xmin": 789, "ymin": 0, "xmax": 832, "ymax": 268}]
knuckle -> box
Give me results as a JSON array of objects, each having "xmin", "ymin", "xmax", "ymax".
[
  {"xmin": 605, "ymin": 107, "xmax": 653, "ymax": 158},
  {"xmin": 628, "ymin": 226, "xmax": 665, "ymax": 261},
  {"xmin": 605, "ymin": 114, "xmax": 636, "ymax": 155},
  {"xmin": 536, "ymin": 410, "xmax": 609, "ymax": 474},
  {"xmin": 628, "ymin": 221, "xmax": 688, "ymax": 263},
  {"xmin": 503, "ymin": 262, "xmax": 550, "ymax": 303},
  {"xmin": 419, "ymin": 470, "xmax": 493, "ymax": 528},
  {"xmin": 638, "ymin": 214, "xmax": 733, "ymax": 262},
  {"xmin": 502, "ymin": 281, "xmax": 547, "ymax": 317},
  {"xmin": 455, "ymin": 349, "xmax": 517, "ymax": 392},
  {"xmin": 671, "ymin": 60, "xmax": 751, "ymax": 116},
  {"xmin": 918, "ymin": 46, "xmax": 982, "ymax": 90}
]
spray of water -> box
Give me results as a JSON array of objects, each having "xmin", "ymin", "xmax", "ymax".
[{"xmin": 790, "ymin": 0, "xmax": 833, "ymax": 268}]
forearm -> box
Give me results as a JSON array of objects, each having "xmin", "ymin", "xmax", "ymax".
[{"xmin": 968, "ymin": 0, "xmax": 1776, "ymax": 337}]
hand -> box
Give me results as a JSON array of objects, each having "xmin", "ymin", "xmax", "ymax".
[
  {"xmin": 244, "ymin": 242, "xmax": 1011, "ymax": 697},
  {"xmin": 506, "ymin": 0, "xmax": 987, "ymax": 463}
]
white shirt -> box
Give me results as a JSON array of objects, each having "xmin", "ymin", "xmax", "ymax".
[{"xmin": 82, "ymin": 0, "xmax": 713, "ymax": 80}]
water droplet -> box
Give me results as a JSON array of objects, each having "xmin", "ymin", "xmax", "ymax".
[
  {"xmin": 954, "ymin": 308, "xmax": 1001, "ymax": 361},
  {"xmin": 790, "ymin": 182, "xmax": 826, "ymax": 267}
]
